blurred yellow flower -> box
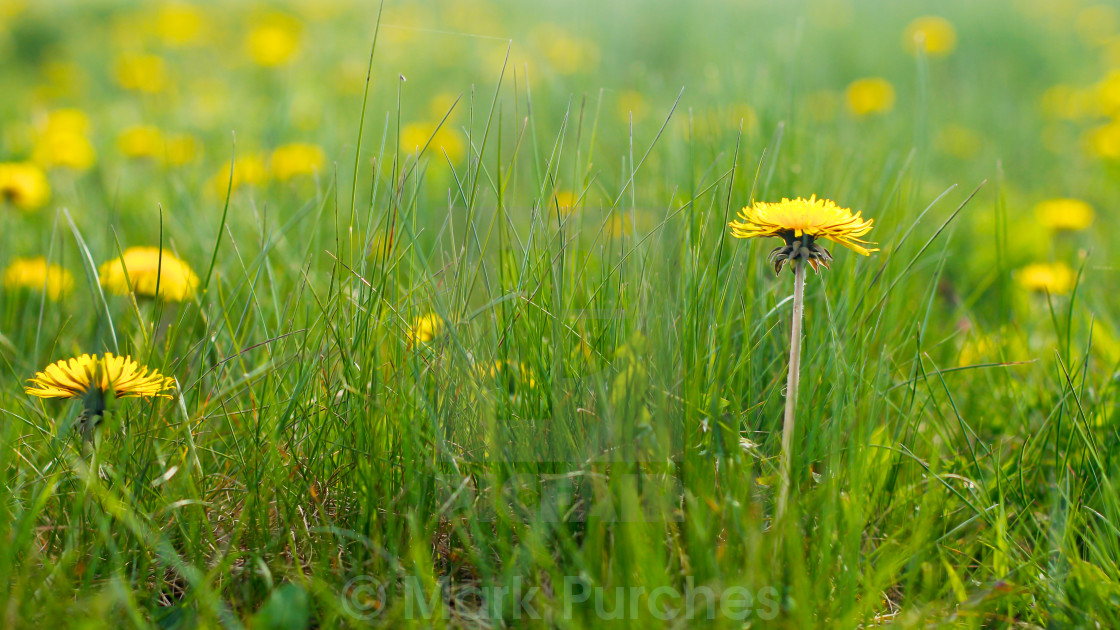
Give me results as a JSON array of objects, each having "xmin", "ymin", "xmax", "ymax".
[
  {"xmin": 1017, "ymin": 262, "xmax": 1075, "ymax": 295},
  {"xmin": 246, "ymin": 13, "xmax": 302, "ymax": 67},
  {"xmin": 1085, "ymin": 121, "xmax": 1120, "ymax": 159},
  {"xmin": 117, "ymin": 125, "xmax": 163, "ymax": 159},
  {"xmin": 1034, "ymin": 198, "xmax": 1094, "ymax": 231},
  {"xmin": 209, "ymin": 154, "xmax": 269, "ymax": 196},
  {"xmin": 1093, "ymin": 70, "xmax": 1120, "ymax": 117},
  {"xmin": 0, "ymin": 162, "xmax": 50, "ymax": 211},
  {"xmin": 163, "ymin": 133, "xmax": 200, "ymax": 165},
  {"xmin": 902, "ymin": 16, "xmax": 957, "ymax": 56},
  {"xmin": 407, "ymin": 312, "xmax": 443, "ymax": 348},
  {"xmin": 845, "ymin": 77, "xmax": 896, "ymax": 116},
  {"xmin": 551, "ymin": 190, "xmax": 579, "ymax": 217},
  {"xmin": 31, "ymin": 109, "xmax": 96, "ymax": 170},
  {"xmin": 155, "ymin": 2, "xmax": 207, "ymax": 47},
  {"xmin": 476, "ymin": 359, "xmax": 537, "ymax": 390},
  {"xmin": 39, "ymin": 108, "xmax": 89, "ymax": 135},
  {"xmin": 400, "ymin": 122, "xmax": 465, "ymax": 163},
  {"xmin": 1040, "ymin": 84, "xmax": 1095, "ymax": 121},
  {"xmin": 270, "ymin": 143, "xmax": 326, "ymax": 180},
  {"xmin": 604, "ymin": 212, "xmax": 655, "ymax": 239},
  {"xmin": 428, "ymin": 91, "xmax": 461, "ymax": 119},
  {"xmin": 114, "ymin": 53, "xmax": 168, "ymax": 93},
  {"xmin": 616, "ymin": 90, "xmax": 650, "ymax": 124},
  {"xmin": 99, "ymin": 246, "xmax": 199, "ymax": 301},
  {"xmin": 3, "ymin": 257, "xmax": 74, "ymax": 300},
  {"xmin": 0, "ymin": 0, "xmax": 27, "ymax": 19},
  {"xmin": 32, "ymin": 130, "xmax": 97, "ymax": 170},
  {"xmin": 532, "ymin": 24, "xmax": 600, "ymax": 75},
  {"xmin": 1075, "ymin": 5, "xmax": 1119, "ymax": 46}
]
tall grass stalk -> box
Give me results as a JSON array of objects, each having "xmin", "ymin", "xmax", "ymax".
[{"xmin": 777, "ymin": 257, "xmax": 805, "ymax": 519}]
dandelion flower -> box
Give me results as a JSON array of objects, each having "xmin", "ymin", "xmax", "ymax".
[
  {"xmin": 1034, "ymin": 198, "xmax": 1094, "ymax": 231},
  {"xmin": 26, "ymin": 353, "xmax": 175, "ymax": 439},
  {"xmin": 114, "ymin": 53, "xmax": 168, "ymax": 93},
  {"xmin": 163, "ymin": 133, "xmax": 200, "ymax": 165},
  {"xmin": 117, "ymin": 125, "xmax": 164, "ymax": 159},
  {"xmin": 1017, "ymin": 262, "xmax": 1075, "ymax": 295},
  {"xmin": 208, "ymin": 155, "xmax": 269, "ymax": 196},
  {"xmin": 246, "ymin": 13, "xmax": 302, "ymax": 67},
  {"xmin": 26, "ymin": 353, "xmax": 176, "ymax": 401},
  {"xmin": 408, "ymin": 312, "xmax": 443, "ymax": 348},
  {"xmin": 3, "ymin": 257, "xmax": 74, "ymax": 300},
  {"xmin": 551, "ymin": 190, "xmax": 579, "ymax": 217},
  {"xmin": 32, "ymin": 110, "xmax": 97, "ymax": 170},
  {"xmin": 0, "ymin": 162, "xmax": 51, "ymax": 211},
  {"xmin": 729, "ymin": 195, "xmax": 877, "ymax": 274},
  {"xmin": 270, "ymin": 143, "xmax": 326, "ymax": 180},
  {"xmin": 845, "ymin": 77, "xmax": 896, "ymax": 116},
  {"xmin": 99, "ymin": 246, "xmax": 199, "ymax": 301},
  {"xmin": 400, "ymin": 122, "xmax": 465, "ymax": 163},
  {"xmin": 155, "ymin": 2, "xmax": 207, "ymax": 47},
  {"xmin": 903, "ymin": 16, "xmax": 957, "ymax": 56}
]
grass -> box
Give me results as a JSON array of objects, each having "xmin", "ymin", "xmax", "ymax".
[{"xmin": 2, "ymin": 0, "xmax": 1120, "ymax": 627}]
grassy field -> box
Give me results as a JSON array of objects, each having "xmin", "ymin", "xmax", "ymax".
[{"xmin": 2, "ymin": 0, "xmax": 1120, "ymax": 627}]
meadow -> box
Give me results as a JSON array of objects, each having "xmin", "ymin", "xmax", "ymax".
[{"xmin": 2, "ymin": 0, "xmax": 1120, "ymax": 627}]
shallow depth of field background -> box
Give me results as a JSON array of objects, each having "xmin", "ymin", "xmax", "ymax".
[{"xmin": 3, "ymin": 0, "xmax": 1120, "ymax": 627}]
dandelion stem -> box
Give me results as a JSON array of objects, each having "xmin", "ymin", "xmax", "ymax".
[{"xmin": 778, "ymin": 257, "xmax": 806, "ymax": 519}]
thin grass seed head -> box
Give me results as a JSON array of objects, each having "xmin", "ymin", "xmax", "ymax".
[{"xmin": 728, "ymin": 195, "xmax": 877, "ymax": 274}]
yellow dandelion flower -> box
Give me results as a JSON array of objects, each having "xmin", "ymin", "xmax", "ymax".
[
  {"xmin": 155, "ymin": 3, "xmax": 207, "ymax": 47},
  {"xmin": 729, "ymin": 195, "xmax": 877, "ymax": 274},
  {"xmin": 0, "ymin": 162, "xmax": 51, "ymax": 211},
  {"xmin": 902, "ymin": 16, "xmax": 957, "ymax": 56},
  {"xmin": 1040, "ymin": 84, "xmax": 1095, "ymax": 121},
  {"xmin": 552, "ymin": 190, "xmax": 579, "ymax": 217},
  {"xmin": 1094, "ymin": 70, "xmax": 1120, "ymax": 117},
  {"xmin": 400, "ymin": 122, "xmax": 465, "ymax": 163},
  {"xmin": 1075, "ymin": 4, "xmax": 1119, "ymax": 46},
  {"xmin": 163, "ymin": 133, "xmax": 200, "ymax": 165},
  {"xmin": 428, "ymin": 91, "xmax": 461, "ymax": 120},
  {"xmin": 39, "ymin": 108, "xmax": 90, "ymax": 135},
  {"xmin": 99, "ymin": 246, "xmax": 199, "ymax": 301},
  {"xmin": 246, "ymin": 13, "xmax": 302, "ymax": 67},
  {"xmin": 117, "ymin": 125, "xmax": 164, "ymax": 159},
  {"xmin": 1034, "ymin": 198, "xmax": 1094, "ymax": 231},
  {"xmin": 3, "ymin": 257, "xmax": 74, "ymax": 300},
  {"xmin": 407, "ymin": 312, "xmax": 443, "ymax": 348},
  {"xmin": 114, "ymin": 53, "xmax": 168, "ymax": 93},
  {"xmin": 1085, "ymin": 121, "xmax": 1120, "ymax": 159},
  {"xmin": 845, "ymin": 77, "xmax": 896, "ymax": 116},
  {"xmin": 476, "ymin": 359, "xmax": 537, "ymax": 390},
  {"xmin": 26, "ymin": 353, "xmax": 176, "ymax": 400},
  {"xmin": 209, "ymin": 154, "xmax": 269, "ymax": 196},
  {"xmin": 270, "ymin": 142, "xmax": 326, "ymax": 180},
  {"xmin": 32, "ymin": 130, "xmax": 97, "ymax": 170},
  {"xmin": 532, "ymin": 24, "xmax": 600, "ymax": 75},
  {"xmin": 616, "ymin": 90, "xmax": 651, "ymax": 124},
  {"xmin": 1017, "ymin": 262, "xmax": 1075, "ymax": 295},
  {"xmin": 32, "ymin": 111, "xmax": 96, "ymax": 170}
]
